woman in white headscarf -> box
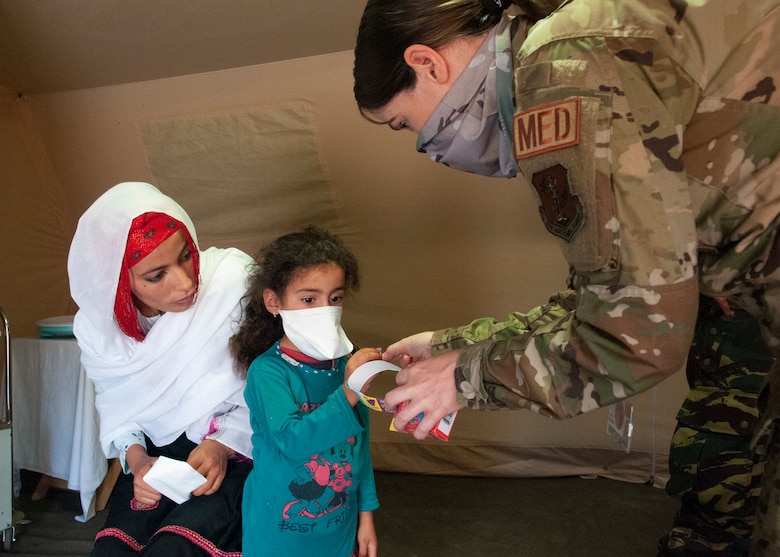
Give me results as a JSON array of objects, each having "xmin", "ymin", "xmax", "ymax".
[{"xmin": 68, "ymin": 182, "xmax": 254, "ymax": 556}]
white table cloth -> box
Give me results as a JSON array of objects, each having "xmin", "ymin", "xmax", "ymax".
[{"xmin": 11, "ymin": 338, "xmax": 107, "ymax": 522}]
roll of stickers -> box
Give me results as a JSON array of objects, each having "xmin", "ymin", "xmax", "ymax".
[
  {"xmin": 347, "ymin": 359, "xmax": 456, "ymax": 441},
  {"xmin": 347, "ymin": 359, "xmax": 401, "ymax": 412}
]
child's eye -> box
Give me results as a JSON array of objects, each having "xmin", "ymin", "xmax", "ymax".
[
  {"xmin": 301, "ymin": 297, "xmax": 315, "ymax": 304},
  {"xmin": 330, "ymin": 295, "xmax": 344, "ymax": 305}
]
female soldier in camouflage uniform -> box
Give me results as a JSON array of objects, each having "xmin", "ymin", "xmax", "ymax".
[{"xmin": 353, "ymin": 1, "xmax": 780, "ymax": 554}]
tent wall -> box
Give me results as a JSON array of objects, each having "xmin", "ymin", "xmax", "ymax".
[
  {"xmin": 0, "ymin": 52, "xmax": 689, "ymax": 485},
  {"xmin": 0, "ymin": 87, "xmax": 78, "ymax": 331}
]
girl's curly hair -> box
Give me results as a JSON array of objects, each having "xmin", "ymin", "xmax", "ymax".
[{"xmin": 230, "ymin": 226, "xmax": 360, "ymax": 377}]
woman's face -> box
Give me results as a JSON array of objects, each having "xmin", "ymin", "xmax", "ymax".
[
  {"xmin": 367, "ymin": 37, "xmax": 486, "ymax": 133},
  {"xmin": 129, "ymin": 230, "xmax": 197, "ymax": 316},
  {"xmin": 368, "ymin": 81, "xmax": 444, "ymax": 134}
]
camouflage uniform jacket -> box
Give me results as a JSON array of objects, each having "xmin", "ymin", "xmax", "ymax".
[{"xmin": 432, "ymin": 0, "xmax": 780, "ymax": 422}]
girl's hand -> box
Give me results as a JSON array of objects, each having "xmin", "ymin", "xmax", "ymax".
[
  {"xmin": 346, "ymin": 347, "xmax": 383, "ymax": 378},
  {"xmin": 343, "ymin": 347, "xmax": 383, "ymax": 406},
  {"xmin": 357, "ymin": 510, "xmax": 378, "ymax": 557},
  {"xmin": 187, "ymin": 439, "xmax": 233, "ymax": 496}
]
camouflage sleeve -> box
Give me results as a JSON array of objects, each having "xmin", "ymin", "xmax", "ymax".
[
  {"xmin": 438, "ymin": 2, "xmax": 704, "ymax": 418},
  {"xmin": 431, "ymin": 290, "xmax": 575, "ymax": 350}
]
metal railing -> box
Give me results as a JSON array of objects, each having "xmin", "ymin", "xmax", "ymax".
[{"xmin": 0, "ymin": 307, "xmax": 9, "ymax": 428}]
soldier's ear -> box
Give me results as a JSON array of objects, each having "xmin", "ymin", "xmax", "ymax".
[{"xmin": 403, "ymin": 44, "xmax": 451, "ymax": 85}]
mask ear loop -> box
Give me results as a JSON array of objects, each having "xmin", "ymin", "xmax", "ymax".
[{"xmin": 482, "ymin": 0, "xmax": 513, "ymax": 16}]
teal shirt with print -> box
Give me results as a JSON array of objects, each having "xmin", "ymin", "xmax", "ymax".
[{"xmin": 241, "ymin": 342, "xmax": 378, "ymax": 557}]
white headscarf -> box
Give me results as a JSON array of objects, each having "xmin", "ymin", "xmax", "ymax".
[{"xmin": 68, "ymin": 182, "xmax": 254, "ymax": 457}]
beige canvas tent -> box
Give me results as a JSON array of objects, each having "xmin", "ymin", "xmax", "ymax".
[{"xmin": 0, "ymin": 0, "xmax": 688, "ymax": 487}]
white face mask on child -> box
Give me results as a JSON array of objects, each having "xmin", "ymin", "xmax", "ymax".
[{"xmin": 278, "ymin": 306, "xmax": 354, "ymax": 361}]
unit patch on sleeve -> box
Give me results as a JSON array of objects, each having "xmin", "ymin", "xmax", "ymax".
[
  {"xmin": 514, "ymin": 97, "xmax": 581, "ymax": 160},
  {"xmin": 531, "ymin": 163, "xmax": 583, "ymax": 243}
]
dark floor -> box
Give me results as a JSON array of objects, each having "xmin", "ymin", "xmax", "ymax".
[{"xmin": 5, "ymin": 469, "xmax": 679, "ymax": 556}]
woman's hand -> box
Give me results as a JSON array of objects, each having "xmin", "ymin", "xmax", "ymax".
[
  {"xmin": 343, "ymin": 347, "xmax": 383, "ymax": 406},
  {"xmin": 187, "ymin": 439, "xmax": 233, "ymax": 496},
  {"xmin": 126, "ymin": 444, "xmax": 161, "ymax": 505},
  {"xmin": 383, "ymin": 349, "xmax": 463, "ymax": 440}
]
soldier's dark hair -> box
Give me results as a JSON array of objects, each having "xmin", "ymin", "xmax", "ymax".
[{"xmin": 353, "ymin": 0, "xmax": 563, "ymax": 115}]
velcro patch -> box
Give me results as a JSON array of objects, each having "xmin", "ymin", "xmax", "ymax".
[
  {"xmin": 531, "ymin": 163, "xmax": 583, "ymax": 243},
  {"xmin": 514, "ymin": 97, "xmax": 581, "ymax": 160}
]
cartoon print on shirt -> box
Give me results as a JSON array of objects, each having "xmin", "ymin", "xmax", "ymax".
[
  {"xmin": 326, "ymin": 437, "xmax": 356, "ymax": 509},
  {"xmin": 282, "ymin": 437, "xmax": 356, "ymax": 520}
]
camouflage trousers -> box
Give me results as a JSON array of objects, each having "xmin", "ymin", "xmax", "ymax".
[
  {"xmin": 751, "ymin": 425, "xmax": 780, "ymax": 556},
  {"xmin": 658, "ymin": 298, "xmax": 772, "ymax": 557},
  {"xmin": 658, "ymin": 426, "xmax": 764, "ymax": 556}
]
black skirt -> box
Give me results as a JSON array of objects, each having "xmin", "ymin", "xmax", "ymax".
[{"xmin": 90, "ymin": 434, "xmax": 252, "ymax": 556}]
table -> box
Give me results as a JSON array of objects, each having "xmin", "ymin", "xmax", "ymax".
[{"xmin": 11, "ymin": 338, "xmax": 113, "ymax": 522}]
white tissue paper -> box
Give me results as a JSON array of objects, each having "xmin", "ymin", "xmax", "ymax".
[{"xmin": 143, "ymin": 455, "xmax": 207, "ymax": 504}]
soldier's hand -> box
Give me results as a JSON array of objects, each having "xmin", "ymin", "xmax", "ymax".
[
  {"xmin": 383, "ymin": 332, "xmax": 434, "ymax": 367},
  {"xmin": 384, "ymin": 349, "xmax": 463, "ymax": 439}
]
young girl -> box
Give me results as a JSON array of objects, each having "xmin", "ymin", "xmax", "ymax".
[{"xmin": 230, "ymin": 227, "xmax": 379, "ymax": 557}]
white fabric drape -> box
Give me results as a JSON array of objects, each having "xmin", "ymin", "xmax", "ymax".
[{"xmin": 67, "ymin": 182, "xmax": 254, "ymax": 458}]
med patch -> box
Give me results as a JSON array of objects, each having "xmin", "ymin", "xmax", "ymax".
[{"xmin": 514, "ymin": 97, "xmax": 581, "ymax": 160}]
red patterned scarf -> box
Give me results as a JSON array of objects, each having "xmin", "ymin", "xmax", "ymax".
[{"xmin": 113, "ymin": 212, "xmax": 200, "ymax": 341}]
